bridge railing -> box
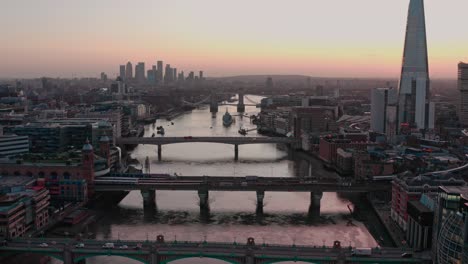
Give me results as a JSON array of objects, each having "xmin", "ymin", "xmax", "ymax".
[{"xmin": 9, "ymin": 238, "xmax": 381, "ymax": 252}]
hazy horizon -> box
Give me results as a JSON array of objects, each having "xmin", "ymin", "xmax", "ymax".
[{"xmin": 2, "ymin": 0, "xmax": 468, "ymax": 79}]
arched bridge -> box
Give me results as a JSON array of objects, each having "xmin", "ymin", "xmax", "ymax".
[
  {"xmin": 116, "ymin": 136, "xmax": 299, "ymax": 160},
  {"xmin": 0, "ymin": 237, "xmax": 430, "ymax": 264}
]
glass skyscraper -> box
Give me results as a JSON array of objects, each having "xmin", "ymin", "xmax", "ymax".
[{"xmin": 397, "ymin": 0, "xmax": 434, "ymax": 131}]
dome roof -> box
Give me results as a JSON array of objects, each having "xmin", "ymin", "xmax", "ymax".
[
  {"xmin": 82, "ymin": 139, "xmax": 93, "ymax": 151},
  {"xmin": 100, "ymin": 136, "xmax": 110, "ymax": 142}
]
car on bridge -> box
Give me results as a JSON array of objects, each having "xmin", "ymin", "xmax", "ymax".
[
  {"xmin": 75, "ymin": 243, "xmax": 85, "ymax": 248},
  {"xmin": 102, "ymin": 243, "xmax": 114, "ymax": 249},
  {"xmin": 38, "ymin": 243, "xmax": 48, "ymax": 247}
]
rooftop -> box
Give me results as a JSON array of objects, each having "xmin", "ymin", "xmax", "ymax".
[
  {"xmin": 439, "ymin": 186, "xmax": 468, "ymax": 200},
  {"xmin": 0, "ymin": 176, "xmax": 35, "ymax": 188}
]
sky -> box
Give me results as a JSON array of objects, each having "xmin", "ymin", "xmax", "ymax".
[{"xmin": 1, "ymin": 0, "xmax": 467, "ymax": 79}]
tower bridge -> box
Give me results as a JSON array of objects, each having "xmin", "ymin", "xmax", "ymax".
[{"xmin": 182, "ymin": 91, "xmax": 260, "ymax": 113}]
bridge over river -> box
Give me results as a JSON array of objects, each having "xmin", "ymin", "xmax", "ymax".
[
  {"xmin": 94, "ymin": 175, "xmax": 391, "ymax": 218},
  {"xmin": 0, "ymin": 236, "xmax": 430, "ymax": 264},
  {"xmin": 116, "ymin": 137, "xmax": 299, "ymax": 160}
]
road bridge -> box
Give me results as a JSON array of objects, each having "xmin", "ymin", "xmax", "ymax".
[
  {"xmin": 0, "ymin": 237, "xmax": 430, "ymax": 264},
  {"xmin": 116, "ymin": 137, "xmax": 298, "ymax": 161},
  {"xmin": 94, "ymin": 175, "xmax": 390, "ymax": 219}
]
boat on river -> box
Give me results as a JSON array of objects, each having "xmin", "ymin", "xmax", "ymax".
[{"xmin": 222, "ymin": 109, "xmax": 233, "ymax": 127}]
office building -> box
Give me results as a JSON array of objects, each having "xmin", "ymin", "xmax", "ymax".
[
  {"xmin": 0, "ymin": 177, "xmax": 50, "ymax": 239},
  {"xmin": 119, "ymin": 65, "xmax": 126, "ymax": 79},
  {"xmin": 135, "ymin": 62, "xmax": 145, "ymax": 83},
  {"xmin": 432, "ymin": 186, "xmax": 468, "ymax": 264},
  {"xmin": 371, "ymin": 88, "xmax": 397, "ymax": 133},
  {"xmin": 125, "ymin": 61, "xmax": 133, "ymax": 80},
  {"xmin": 178, "ymin": 71, "xmax": 185, "ymax": 82},
  {"xmin": 0, "ymin": 135, "xmax": 29, "ymax": 157},
  {"xmin": 199, "ymin": 71, "xmax": 204, "ymax": 80},
  {"xmin": 459, "ymin": 62, "xmax": 468, "ymax": 126},
  {"xmin": 397, "ymin": 0, "xmax": 434, "ymax": 131},
  {"xmin": 157, "ymin": 61, "xmax": 163, "ymax": 82},
  {"xmin": 147, "ymin": 69, "xmax": 155, "ymax": 83},
  {"xmin": 406, "ymin": 196, "xmax": 434, "ymax": 251},
  {"xmin": 164, "ymin": 64, "xmax": 172, "ymax": 83},
  {"xmin": 391, "ymin": 173, "xmax": 465, "ymax": 231},
  {"xmin": 100, "ymin": 72, "xmax": 107, "ymax": 82}
]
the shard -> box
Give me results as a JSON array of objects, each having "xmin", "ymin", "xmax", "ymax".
[{"xmin": 397, "ymin": 0, "xmax": 434, "ymax": 131}]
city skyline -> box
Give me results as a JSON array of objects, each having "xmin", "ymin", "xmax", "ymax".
[{"xmin": 2, "ymin": 0, "xmax": 468, "ymax": 79}]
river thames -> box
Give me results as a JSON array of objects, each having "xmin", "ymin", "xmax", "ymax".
[{"xmin": 52, "ymin": 95, "xmax": 378, "ymax": 264}]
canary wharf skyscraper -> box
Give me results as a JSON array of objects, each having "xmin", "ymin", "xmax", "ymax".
[{"xmin": 397, "ymin": 0, "xmax": 434, "ymax": 131}]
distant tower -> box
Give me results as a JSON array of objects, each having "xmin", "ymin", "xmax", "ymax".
[
  {"xmin": 119, "ymin": 65, "xmax": 126, "ymax": 80},
  {"xmin": 157, "ymin": 61, "xmax": 164, "ymax": 82},
  {"xmin": 125, "ymin": 62, "xmax": 133, "ymax": 80},
  {"xmin": 82, "ymin": 139, "xmax": 95, "ymax": 197},
  {"xmin": 164, "ymin": 64, "xmax": 172, "ymax": 83},
  {"xmin": 135, "ymin": 62, "xmax": 146, "ymax": 83},
  {"xmin": 266, "ymin": 77, "xmax": 273, "ymax": 88},
  {"xmin": 397, "ymin": 0, "xmax": 434, "ymax": 131},
  {"xmin": 458, "ymin": 62, "xmax": 468, "ymax": 126}
]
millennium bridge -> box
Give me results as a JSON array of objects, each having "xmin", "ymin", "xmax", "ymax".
[{"xmin": 0, "ymin": 236, "xmax": 430, "ymax": 264}]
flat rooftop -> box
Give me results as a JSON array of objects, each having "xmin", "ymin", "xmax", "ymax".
[{"xmin": 0, "ymin": 176, "xmax": 35, "ymax": 188}]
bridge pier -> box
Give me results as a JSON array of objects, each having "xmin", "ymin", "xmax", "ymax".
[
  {"xmin": 157, "ymin": 145, "xmax": 162, "ymax": 161},
  {"xmin": 234, "ymin": 144, "xmax": 239, "ymax": 160},
  {"xmin": 141, "ymin": 189, "xmax": 156, "ymax": 210},
  {"xmin": 245, "ymin": 255, "xmax": 255, "ymax": 264},
  {"xmin": 256, "ymin": 190, "xmax": 265, "ymax": 215},
  {"xmin": 308, "ymin": 191, "xmax": 323, "ymax": 220},
  {"xmin": 198, "ymin": 189, "xmax": 210, "ymax": 216},
  {"xmin": 63, "ymin": 246, "xmax": 73, "ymax": 264},
  {"xmin": 150, "ymin": 245, "xmax": 160, "ymax": 264}
]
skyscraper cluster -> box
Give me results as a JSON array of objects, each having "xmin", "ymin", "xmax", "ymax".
[{"xmin": 118, "ymin": 60, "xmax": 204, "ymax": 85}]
